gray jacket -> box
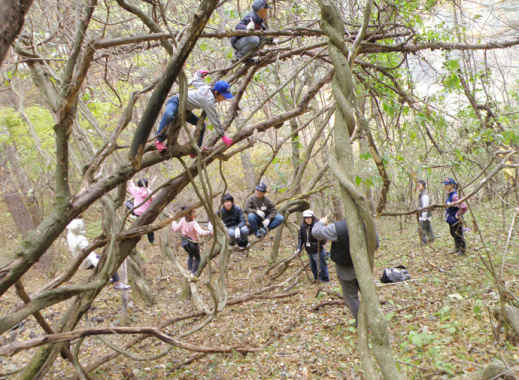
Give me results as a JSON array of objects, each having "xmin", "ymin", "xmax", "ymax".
[
  {"xmin": 312, "ymin": 221, "xmax": 356, "ymax": 281},
  {"xmin": 184, "ymin": 71, "xmax": 224, "ymax": 136}
]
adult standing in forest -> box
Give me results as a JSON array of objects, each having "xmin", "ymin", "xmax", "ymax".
[
  {"xmin": 312, "ymin": 216, "xmax": 360, "ymax": 326},
  {"xmin": 245, "ymin": 183, "xmax": 284, "ymax": 238},
  {"xmin": 154, "ymin": 70, "xmax": 234, "ymax": 152},
  {"xmin": 443, "ymin": 178, "xmax": 468, "ymax": 255},
  {"xmin": 218, "ymin": 193, "xmax": 249, "ymax": 249},
  {"xmin": 417, "ymin": 180, "xmax": 434, "ymax": 245},
  {"xmin": 230, "ymin": 0, "xmax": 270, "ymax": 63},
  {"xmin": 295, "ymin": 210, "xmax": 329, "ymax": 282}
]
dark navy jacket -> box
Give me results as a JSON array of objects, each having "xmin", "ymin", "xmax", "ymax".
[
  {"xmin": 297, "ymin": 218, "xmax": 325, "ymax": 254},
  {"xmin": 219, "ymin": 205, "xmax": 246, "ymax": 228},
  {"xmin": 231, "ymin": 11, "xmax": 267, "ymax": 47},
  {"xmin": 445, "ymin": 191, "xmax": 460, "ymax": 225}
]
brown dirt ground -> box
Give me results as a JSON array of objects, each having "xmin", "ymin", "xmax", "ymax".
[{"xmin": 1, "ymin": 202, "xmax": 518, "ymax": 379}]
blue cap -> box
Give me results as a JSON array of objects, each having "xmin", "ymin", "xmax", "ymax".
[
  {"xmin": 213, "ymin": 80, "xmax": 233, "ymax": 99},
  {"xmin": 442, "ymin": 177, "xmax": 456, "ymax": 185},
  {"xmin": 256, "ymin": 183, "xmax": 267, "ymax": 192},
  {"xmin": 252, "ymin": 0, "xmax": 270, "ymax": 11}
]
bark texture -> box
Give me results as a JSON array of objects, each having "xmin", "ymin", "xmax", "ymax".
[
  {"xmin": 0, "ymin": 0, "xmax": 34, "ymax": 66},
  {"xmin": 318, "ymin": 0, "xmax": 403, "ymax": 378}
]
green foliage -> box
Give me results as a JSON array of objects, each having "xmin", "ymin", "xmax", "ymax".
[{"xmin": 0, "ymin": 106, "xmax": 55, "ymax": 178}]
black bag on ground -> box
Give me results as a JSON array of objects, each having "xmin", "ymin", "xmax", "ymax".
[{"xmin": 380, "ymin": 265, "xmax": 411, "ymax": 283}]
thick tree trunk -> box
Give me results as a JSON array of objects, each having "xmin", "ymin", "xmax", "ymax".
[
  {"xmin": 318, "ymin": 0, "xmax": 403, "ymax": 378},
  {"xmin": 0, "ymin": 0, "xmax": 34, "ymax": 66}
]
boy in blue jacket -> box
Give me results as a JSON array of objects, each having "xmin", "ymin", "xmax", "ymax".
[
  {"xmin": 231, "ymin": 0, "xmax": 270, "ymax": 62},
  {"xmin": 443, "ymin": 178, "xmax": 468, "ymax": 255}
]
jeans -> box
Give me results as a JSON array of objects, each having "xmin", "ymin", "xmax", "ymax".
[
  {"xmin": 233, "ymin": 36, "xmax": 261, "ymax": 58},
  {"xmin": 226, "ymin": 225, "xmax": 249, "ymax": 247},
  {"xmin": 181, "ymin": 237, "xmax": 201, "ymax": 273},
  {"xmin": 156, "ymin": 96, "xmax": 200, "ymax": 143},
  {"xmin": 247, "ymin": 213, "xmax": 284, "ymax": 235},
  {"xmin": 307, "ymin": 250, "xmax": 329, "ymax": 281},
  {"xmin": 418, "ymin": 220, "xmax": 434, "ymax": 245},
  {"xmin": 449, "ymin": 221, "xmax": 465, "ymax": 254}
]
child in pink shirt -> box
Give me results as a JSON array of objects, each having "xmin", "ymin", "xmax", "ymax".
[
  {"xmin": 127, "ymin": 179, "xmax": 155, "ymax": 243},
  {"xmin": 172, "ymin": 208, "xmax": 212, "ymax": 274}
]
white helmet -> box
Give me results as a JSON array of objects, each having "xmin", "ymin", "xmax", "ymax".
[{"xmin": 302, "ymin": 210, "xmax": 314, "ymax": 218}]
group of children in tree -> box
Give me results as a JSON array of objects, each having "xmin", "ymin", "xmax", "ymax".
[
  {"xmin": 71, "ymin": 0, "xmax": 468, "ymax": 316},
  {"xmin": 152, "ymin": 0, "xmax": 271, "ymax": 153}
]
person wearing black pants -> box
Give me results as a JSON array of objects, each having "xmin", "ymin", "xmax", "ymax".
[
  {"xmin": 172, "ymin": 208, "xmax": 212, "ymax": 275},
  {"xmin": 181, "ymin": 238, "xmax": 201, "ymax": 274},
  {"xmin": 443, "ymin": 178, "xmax": 468, "ymax": 255},
  {"xmin": 449, "ymin": 221, "xmax": 465, "ymax": 254}
]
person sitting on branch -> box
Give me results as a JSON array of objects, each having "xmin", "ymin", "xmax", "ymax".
[
  {"xmin": 218, "ymin": 193, "xmax": 250, "ymax": 249},
  {"xmin": 231, "ymin": 0, "xmax": 271, "ymax": 63},
  {"xmin": 155, "ymin": 70, "xmax": 234, "ymax": 152},
  {"xmin": 245, "ymin": 182, "xmax": 284, "ymax": 238},
  {"xmin": 295, "ymin": 210, "xmax": 330, "ymax": 282}
]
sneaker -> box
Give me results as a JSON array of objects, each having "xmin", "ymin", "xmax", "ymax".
[
  {"xmin": 238, "ymin": 243, "xmax": 250, "ymax": 251},
  {"xmin": 245, "ymin": 57, "xmax": 259, "ymax": 65},
  {"xmin": 155, "ymin": 140, "xmax": 167, "ymax": 152},
  {"xmin": 114, "ymin": 282, "xmax": 131, "ymax": 290},
  {"xmin": 256, "ymin": 228, "xmax": 267, "ymax": 239}
]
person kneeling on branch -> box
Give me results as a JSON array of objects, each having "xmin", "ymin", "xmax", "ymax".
[
  {"xmin": 245, "ymin": 183, "xmax": 284, "ymax": 238},
  {"xmin": 312, "ymin": 216, "xmax": 360, "ymax": 326},
  {"xmin": 172, "ymin": 208, "xmax": 213, "ymax": 274},
  {"xmin": 218, "ymin": 193, "xmax": 250, "ymax": 249},
  {"xmin": 443, "ymin": 177, "xmax": 468, "ymax": 255},
  {"xmin": 231, "ymin": 0, "xmax": 272, "ymax": 63},
  {"xmin": 295, "ymin": 210, "xmax": 330, "ymax": 282},
  {"xmin": 155, "ymin": 70, "xmax": 234, "ymax": 152}
]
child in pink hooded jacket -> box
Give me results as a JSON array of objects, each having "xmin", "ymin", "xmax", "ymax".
[
  {"xmin": 127, "ymin": 178, "xmax": 155, "ymax": 243},
  {"xmin": 172, "ymin": 208, "xmax": 212, "ymax": 274}
]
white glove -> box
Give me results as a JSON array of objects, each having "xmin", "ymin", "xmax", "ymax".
[
  {"xmin": 262, "ymin": 219, "xmax": 270, "ymax": 229},
  {"xmin": 234, "ymin": 228, "xmax": 241, "ymax": 239},
  {"xmin": 207, "ymin": 222, "xmax": 213, "ymax": 233},
  {"xmin": 256, "ymin": 209, "xmax": 265, "ymax": 218},
  {"xmin": 246, "ymin": 20, "xmax": 255, "ymax": 31}
]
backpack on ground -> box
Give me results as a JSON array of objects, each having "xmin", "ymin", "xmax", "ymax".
[{"xmin": 380, "ymin": 265, "xmax": 411, "ymax": 283}]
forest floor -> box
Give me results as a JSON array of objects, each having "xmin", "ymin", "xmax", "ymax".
[{"xmin": 1, "ymin": 202, "xmax": 518, "ymax": 379}]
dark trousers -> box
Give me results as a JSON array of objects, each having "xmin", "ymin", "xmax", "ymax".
[
  {"xmin": 307, "ymin": 250, "xmax": 329, "ymax": 281},
  {"xmin": 339, "ymin": 278, "xmax": 359, "ymax": 326},
  {"xmin": 449, "ymin": 221, "xmax": 466, "ymax": 253},
  {"xmin": 418, "ymin": 220, "xmax": 434, "ymax": 245},
  {"xmin": 181, "ymin": 237, "xmax": 201, "ymax": 274},
  {"xmin": 147, "ymin": 232, "xmax": 155, "ymax": 244}
]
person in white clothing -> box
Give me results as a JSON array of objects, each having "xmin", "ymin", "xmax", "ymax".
[
  {"xmin": 66, "ymin": 218, "xmax": 130, "ymax": 290},
  {"xmin": 417, "ymin": 180, "xmax": 434, "ymax": 245}
]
